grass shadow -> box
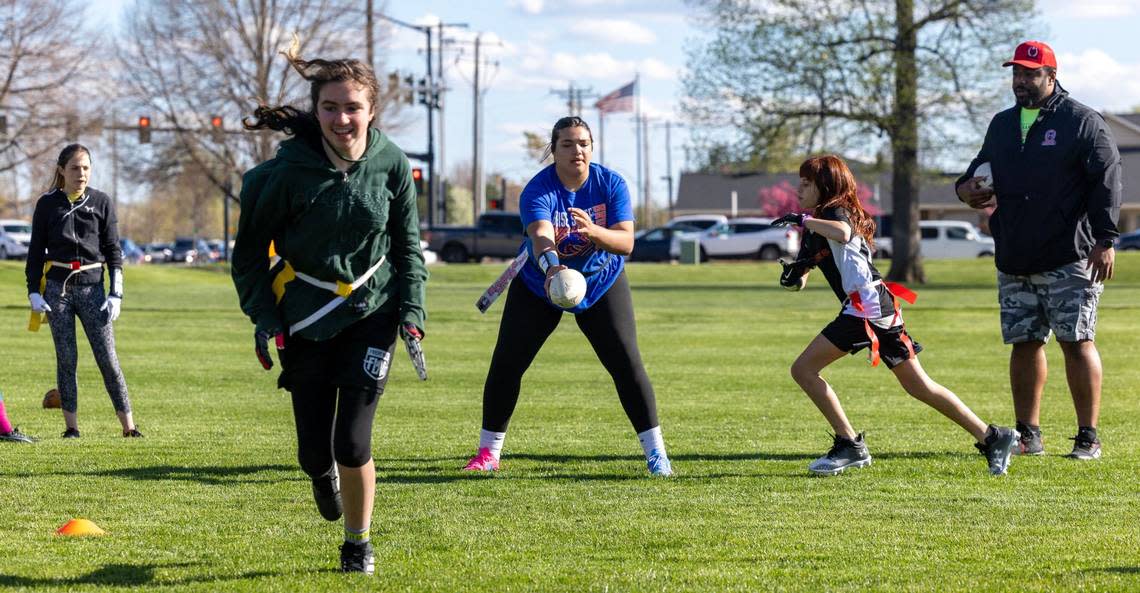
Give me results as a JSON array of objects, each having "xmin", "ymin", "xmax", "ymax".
[
  {"xmin": 4, "ymin": 464, "xmax": 298, "ymax": 486},
  {"xmin": 1081, "ymin": 567, "xmax": 1140, "ymax": 575},
  {"xmin": 93, "ymin": 464, "xmax": 298, "ymax": 486},
  {"xmin": 377, "ymin": 452, "xmax": 806, "ymax": 464},
  {"xmin": 0, "ymin": 562, "xmax": 278, "ymax": 588}
]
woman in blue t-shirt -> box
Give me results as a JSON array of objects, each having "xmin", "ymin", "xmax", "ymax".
[{"xmin": 462, "ymin": 116, "xmax": 672, "ymax": 476}]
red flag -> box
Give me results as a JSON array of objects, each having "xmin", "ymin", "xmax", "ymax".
[{"xmin": 594, "ymin": 81, "xmax": 635, "ymax": 114}]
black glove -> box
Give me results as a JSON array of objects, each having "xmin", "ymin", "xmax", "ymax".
[
  {"xmin": 255, "ymin": 328, "xmax": 285, "ymax": 370},
  {"xmin": 778, "ymin": 258, "xmax": 811, "ymax": 291},
  {"xmin": 771, "ymin": 212, "xmax": 811, "ymax": 227}
]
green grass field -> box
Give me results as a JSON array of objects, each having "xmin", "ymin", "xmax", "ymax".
[{"xmin": 1, "ymin": 257, "xmax": 1138, "ymax": 592}]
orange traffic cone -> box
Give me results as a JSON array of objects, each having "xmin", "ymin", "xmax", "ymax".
[{"xmin": 56, "ymin": 518, "xmax": 106, "ymax": 536}]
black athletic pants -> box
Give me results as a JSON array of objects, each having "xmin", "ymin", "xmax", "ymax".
[
  {"xmin": 283, "ymin": 311, "xmax": 397, "ymax": 479},
  {"xmin": 482, "ymin": 271, "xmax": 659, "ymax": 433}
]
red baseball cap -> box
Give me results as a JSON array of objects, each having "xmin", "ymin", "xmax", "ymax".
[{"xmin": 1003, "ymin": 41, "xmax": 1057, "ymax": 69}]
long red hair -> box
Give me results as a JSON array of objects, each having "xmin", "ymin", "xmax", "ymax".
[{"xmin": 798, "ymin": 155, "xmax": 875, "ymax": 248}]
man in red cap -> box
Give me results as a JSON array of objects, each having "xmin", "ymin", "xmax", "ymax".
[{"xmin": 955, "ymin": 41, "xmax": 1122, "ymax": 461}]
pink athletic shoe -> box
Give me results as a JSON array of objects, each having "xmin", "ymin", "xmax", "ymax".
[{"xmin": 462, "ymin": 447, "xmax": 500, "ymax": 471}]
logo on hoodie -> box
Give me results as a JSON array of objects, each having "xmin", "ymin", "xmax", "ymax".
[{"xmin": 1042, "ymin": 129, "xmax": 1057, "ymax": 146}]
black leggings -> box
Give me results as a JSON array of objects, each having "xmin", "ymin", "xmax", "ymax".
[
  {"xmin": 291, "ymin": 385, "xmax": 380, "ymax": 478},
  {"xmin": 482, "ymin": 270, "xmax": 659, "ymax": 433}
]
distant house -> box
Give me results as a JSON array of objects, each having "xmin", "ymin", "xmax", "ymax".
[{"xmin": 676, "ymin": 112, "xmax": 1139, "ymax": 232}]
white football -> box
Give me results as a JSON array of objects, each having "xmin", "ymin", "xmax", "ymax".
[
  {"xmin": 548, "ymin": 268, "xmax": 586, "ymax": 308},
  {"xmin": 975, "ymin": 162, "xmax": 993, "ymax": 189}
]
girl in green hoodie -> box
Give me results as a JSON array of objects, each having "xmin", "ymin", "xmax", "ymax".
[{"xmin": 232, "ymin": 41, "xmax": 428, "ymax": 576}]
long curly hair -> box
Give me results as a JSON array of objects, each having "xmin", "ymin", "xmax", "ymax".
[
  {"xmin": 799, "ymin": 155, "xmax": 875, "ymax": 248},
  {"xmin": 243, "ymin": 35, "xmax": 380, "ymax": 140}
]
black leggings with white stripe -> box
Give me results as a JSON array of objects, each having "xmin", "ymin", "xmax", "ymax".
[{"xmin": 481, "ymin": 271, "xmax": 659, "ymax": 433}]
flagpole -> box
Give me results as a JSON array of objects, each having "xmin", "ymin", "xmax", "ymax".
[{"xmin": 634, "ymin": 73, "xmax": 641, "ymax": 222}]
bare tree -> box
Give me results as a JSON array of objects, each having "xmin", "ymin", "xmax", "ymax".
[
  {"xmin": 684, "ymin": 0, "xmax": 1036, "ymax": 282},
  {"xmin": 0, "ymin": 0, "xmax": 95, "ymax": 180},
  {"xmin": 116, "ymin": 0, "xmax": 406, "ymax": 205}
]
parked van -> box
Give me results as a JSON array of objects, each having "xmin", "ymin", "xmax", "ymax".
[
  {"xmin": 876, "ymin": 220, "xmax": 994, "ymax": 259},
  {"xmin": 0, "ymin": 219, "xmax": 31, "ymax": 260}
]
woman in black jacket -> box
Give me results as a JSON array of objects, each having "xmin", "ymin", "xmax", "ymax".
[{"xmin": 25, "ymin": 144, "xmax": 140, "ymax": 439}]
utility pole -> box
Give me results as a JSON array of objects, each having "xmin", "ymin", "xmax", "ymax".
[
  {"xmin": 653, "ymin": 119, "xmax": 683, "ymax": 219},
  {"xmin": 550, "ymin": 83, "xmax": 595, "ymax": 116},
  {"xmin": 424, "ymin": 26, "xmax": 436, "ymax": 225},
  {"xmin": 472, "ymin": 34, "xmax": 482, "ymax": 218},
  {"xmin": 437, "ymin": 22, "xmax": 447, "ymax": 215},
  {"xmin": 374, "ymin": 15, "xmax": 467, "ymax": 226},
  {"xmin": 642, "ymin": 114, "xmax": 651, "ymax": 222}
]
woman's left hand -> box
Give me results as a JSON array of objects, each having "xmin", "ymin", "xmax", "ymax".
[{"xmin": 568, "ymin": 208, "xmax": 598, "ymax": 242}]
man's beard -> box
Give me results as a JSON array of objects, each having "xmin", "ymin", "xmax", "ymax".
[{"xmin": 1014, "ymin": 85, "xmax": 1046, "ymax": 108}]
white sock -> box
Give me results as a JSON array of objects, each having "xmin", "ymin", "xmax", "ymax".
[
  {"xmin": 479, "ymin": 429, "xmax": 506, "ymax": 459},
  {"xmin": 637, "ymin": 426, "xmax": 666, "ymax": 459}
]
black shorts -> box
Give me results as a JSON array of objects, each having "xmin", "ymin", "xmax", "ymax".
[
  {"xmin": 821, "ymin": 314, "xmax": 923, "ymax": 369},
  {"xmin": 278, "ymin": 309, "xmax": 399, "ymax": 395}
]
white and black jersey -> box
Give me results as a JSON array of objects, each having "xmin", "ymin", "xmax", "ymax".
[
  {"xmin": 25, "ymin": 188, "xmax": 122, "ymax": 294},
  {"xmin": 800, "ymin": 207, "xmax": 901, "ymax": 327}
]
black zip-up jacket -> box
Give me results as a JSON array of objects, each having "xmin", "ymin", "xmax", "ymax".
[
  {"xmin": 25, "ymin": 187, "xmax": 122, "ymax": 294},
  {"xmin": 956, "ymin": 84, "xmax": 1122, "ymax": 276}
]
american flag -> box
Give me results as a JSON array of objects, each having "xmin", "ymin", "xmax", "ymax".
[{"xmin": 594, "ymin": 81, "xmax": 635, "ymax": 114}]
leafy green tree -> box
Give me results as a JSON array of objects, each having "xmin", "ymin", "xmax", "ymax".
[{"xmin": 684, "ymin": 0, "xmax": 1035, "ymax": 281}]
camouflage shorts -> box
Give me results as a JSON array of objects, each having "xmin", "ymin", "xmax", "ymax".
[{"xmin": 997, "ymin": 260, "xmax": 1103, "ymax": 344}]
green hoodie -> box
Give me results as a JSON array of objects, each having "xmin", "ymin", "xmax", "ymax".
[{"xmin": 232, "ymin": 128, "xmax": 427, "ymax": 341}]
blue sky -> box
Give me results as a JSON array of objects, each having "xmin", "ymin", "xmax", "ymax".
[{"xmin": 90, "ymin": 0, "xmax": 1140, "ymax": 207}]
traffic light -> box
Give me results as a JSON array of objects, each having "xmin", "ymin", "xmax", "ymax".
[
  {"xmin": 411, "ymin": 167, "xmax": 425, "ymax": 195},
  {"xmin": 138, "ymin": 116, "xmax": 152, "ymax": 144},
  {"xmin": 417, "ymin": 78, "xmax": 429, "ymax": 106},
  {"xmin": 488, "ymin": 198, "xmax": 503, "ymax": 211},
  {"xmin": 210, "ymin": 115, "xmax": 223, "ymax": 141}
]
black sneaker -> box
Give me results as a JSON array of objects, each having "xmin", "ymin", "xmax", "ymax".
[
  {"xmin": 808, "ymin": 433, "xmax": 872, "ymax": 476},
  {"xmin": 975, "ymin": 424, "xmax": 1019, "ymax": 475},
  {"xmin": 339, "ymin": 540, "xmax": 375, "ymax": 575},
  {"xmin": 312, "ymin": 469, "xmax": 343, "ymax": 521},
  {"xmin": 123, "ymin": 428, "xmax": 144, "ymax": 438},
  {"xmin": 1015, "ymin": 422, "xmax": 1043, "ymax": 456},
  {"xmin": 62, "ymin": 428, "xmax": 81, "ymax": 439},
  {"xmin": 0, "ymin": 428, "xmax": 36, "ymax": 443},
  {"xmin": 1067, "ymin": 429, "xmax": 1101, "ymax": 460}
]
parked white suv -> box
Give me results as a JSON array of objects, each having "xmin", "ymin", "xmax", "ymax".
[
  {"xmin": 664, "ymin": 214, "xmax": 728, "ymax": 232},
  {"xmin": 700, "ymin": 217, "xmax": 800, "ymax": 260},
  {"xmin": 0, "ymin": 219, "xmax": 31, "ymax": 260},
  {"xmin": 876, "ymin": 220, "xmax": 994, "ymax": 259}
]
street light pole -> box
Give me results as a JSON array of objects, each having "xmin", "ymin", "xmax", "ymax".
[{"xmin": 373, "ymin": 13, "xmax": 467, "ymax": 226}]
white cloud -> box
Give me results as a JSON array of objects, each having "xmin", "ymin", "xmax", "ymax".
[
  {"xmin": 1039, "ymin": 0, "xmax": 1136, "ymax": 19},
  {"xmin": 508, "ymin": 0, "xmax": 545, "ymax": 14},
  {"xmin": 639, "ymin": 58, "xmax": 677, "ymax": 81},
  {"xmin": 577, "ymin": 19, "xmax": 657, "ymax": 45},
  {"xmin": 1056, "ymin": 48, "xmax": 1140, "ymax": 111}
]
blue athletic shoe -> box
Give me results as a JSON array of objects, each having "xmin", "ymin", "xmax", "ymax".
[{"xmin": 647, "ymin": 449, "xmax": 673, "ymax": 477}]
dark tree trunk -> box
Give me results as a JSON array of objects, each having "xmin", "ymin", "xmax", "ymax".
[{"xmin": 888, "ymin": 0, "xmax": 925, "ymax": 283}]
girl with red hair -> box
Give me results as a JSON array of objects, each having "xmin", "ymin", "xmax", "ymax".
[{"xmin": 774, "ymin": 155, "xmax": 1018, "ymax": 476}]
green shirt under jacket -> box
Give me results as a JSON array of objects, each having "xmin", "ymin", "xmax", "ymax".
[{"xmin": 232, "ymin": 128, "xmax": 427, "ymax": 341}]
